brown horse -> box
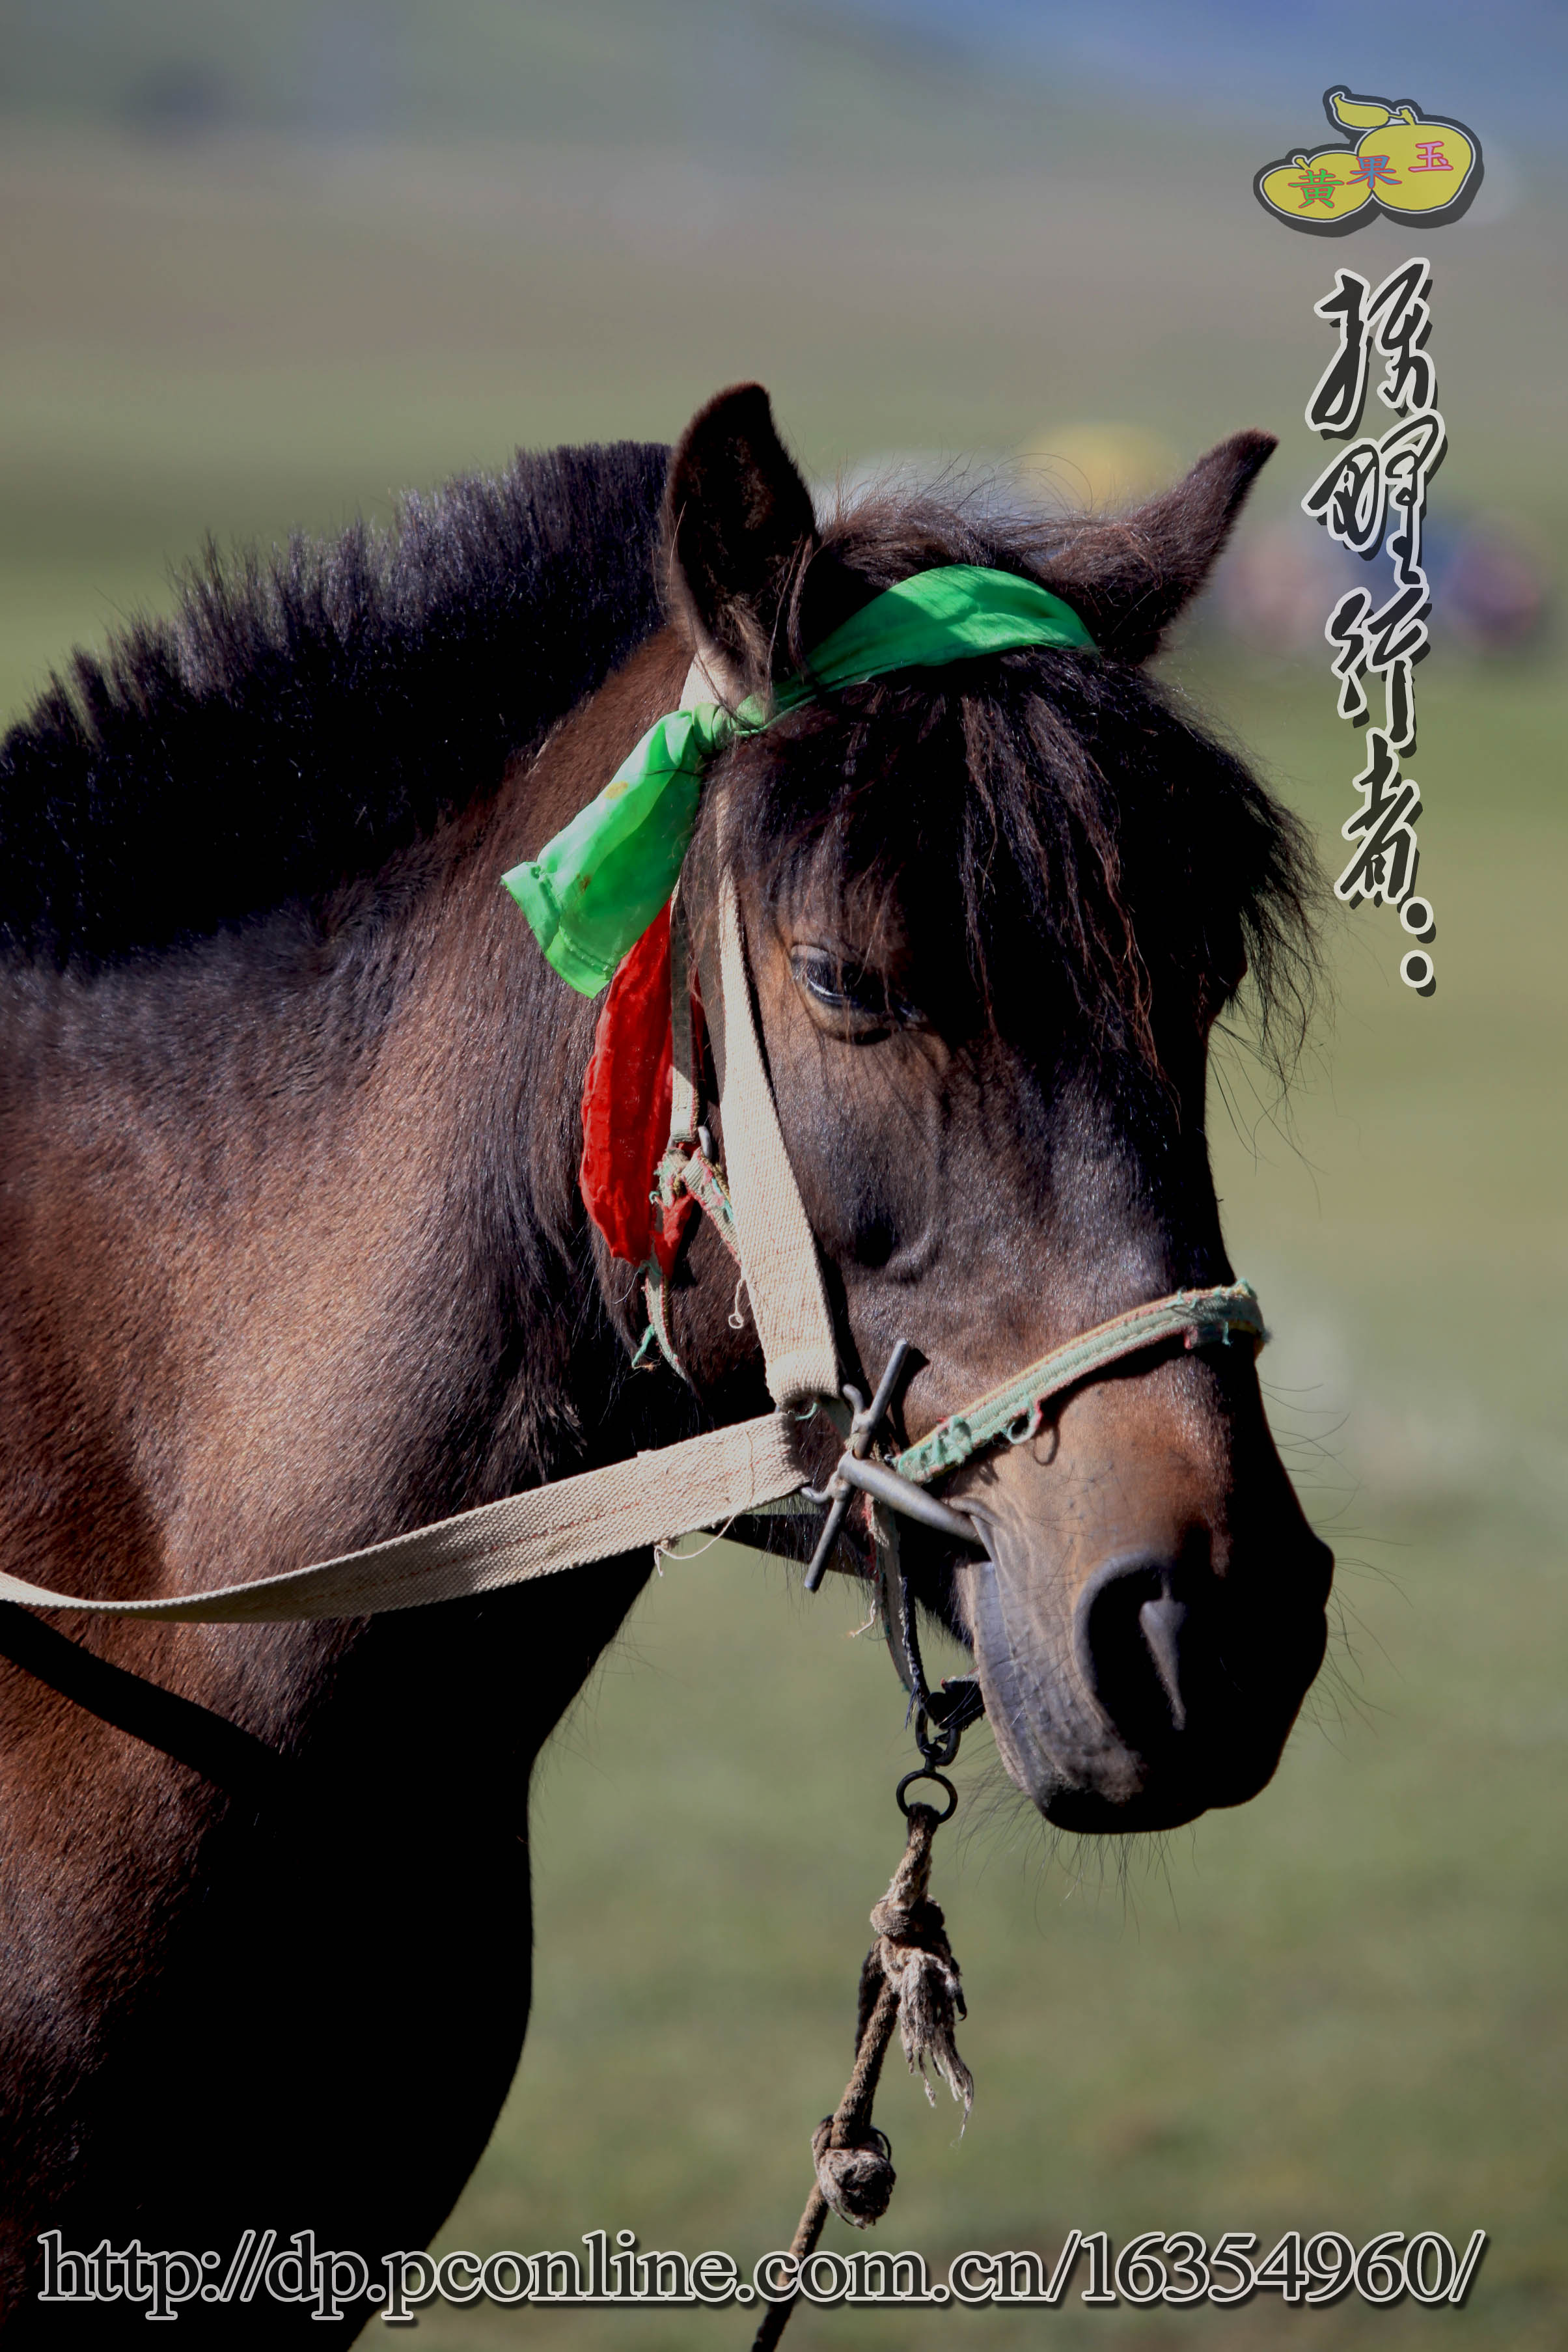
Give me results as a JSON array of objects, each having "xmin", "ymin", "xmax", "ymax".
[{"xmin": 0, "ymin": 383, "xmax": 1330, "ymax": 2336}]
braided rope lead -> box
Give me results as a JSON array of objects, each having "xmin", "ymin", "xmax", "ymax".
[{"xmin": 750, "ymin": 1801, "xmax": 970, "ymax": 2351}]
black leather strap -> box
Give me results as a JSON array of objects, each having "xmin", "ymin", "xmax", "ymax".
[{"xmin": 0, "ymin": 1602, "xmax": 291, "ymax": 1805}]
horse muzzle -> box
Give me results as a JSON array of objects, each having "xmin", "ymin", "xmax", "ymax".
[{"xmin": 953, "ymin": 1478, "xmax": 1333, "ymax": 1833}]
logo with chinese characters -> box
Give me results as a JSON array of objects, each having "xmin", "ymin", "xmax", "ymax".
[{"xmin": 1256, "ymin": 89, "xmax": 1482, "ymax": 234}]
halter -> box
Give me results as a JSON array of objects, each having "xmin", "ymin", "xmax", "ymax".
[
  {"xmin": 621, "ymin": 879, "xmax": 1262, "ymax": 1699},
  {"xmin": 0, "ymin": 567, "xmax": 1265, "ymax": 1639},
  {"xmin": 511, "ymin": 560, "xmax": 1263, "ymax": 1696}
]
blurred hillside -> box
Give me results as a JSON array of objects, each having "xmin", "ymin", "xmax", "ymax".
[
  {"xmin": 0, "ymin": 0, "xmax": 1067, "ymax": 154},
  {"xmin": 0, "ymin": 0, "xmax": 1561, "ymax": 718},
  {"xmin": 846, "ymin": 0, "xmax": 1568, "ymax": 155},
  {"xmin": 5, "ymin": 0, "xmax": 1563, "ymax": 156}
]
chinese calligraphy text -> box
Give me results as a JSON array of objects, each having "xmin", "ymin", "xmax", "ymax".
[{"xmin": 1302, "ymin": 256, "xmax": 1442, "ymax": 995}]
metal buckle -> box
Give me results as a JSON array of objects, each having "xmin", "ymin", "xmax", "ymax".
[{"xmin": 802, "ymin": 1339, "xmax": 981, "ymax": 1592}]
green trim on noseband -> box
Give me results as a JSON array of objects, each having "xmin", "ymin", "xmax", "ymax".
[
  {"xmin": 892, "ymin": 1283, "xmax": 1268, "ymax": 1486},
  {"xmin": 503, "ymin": 564, "xmax": 1096, "ymax": 995}
]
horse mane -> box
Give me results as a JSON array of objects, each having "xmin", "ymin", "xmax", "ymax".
[
  {"xmin": 0, "ymin": 440, "xmax": 672, "ymax": 970},
  {"xmin": 720, "ymin": 488, "xmax": 1323, "ymax": 1079},
  {"xmin": 3, "ymin": 441, "xmax": 1322, "ymax": 1071}
]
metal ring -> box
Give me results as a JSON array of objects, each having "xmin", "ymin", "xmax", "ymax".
[
  {"xmin": 913, "ymin": 1707, "xmax": 961, "ymax": 1770},
  {"xmin": 896, "ymin": 1767, "xmax": 958, "ymax": 1823}
]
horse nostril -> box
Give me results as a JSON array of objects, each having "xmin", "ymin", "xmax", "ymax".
[
  {"xmin": 1138, "ymin": 1596, "xmax": 1190, "ymax": 1732},
  {"xmin": 1073, "ymin": 1556, "xmax": 1200, "ymax": 1751}
]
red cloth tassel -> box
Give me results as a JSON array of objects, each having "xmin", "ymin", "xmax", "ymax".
[{"xmin": 579, "ymin": 906, "xmax": 698, "ymax": 1276}]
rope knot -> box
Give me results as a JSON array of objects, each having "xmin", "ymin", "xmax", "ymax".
[
  {"xmin": 866, "ymin": 1887, "xmax": 945, "ymax": 1946},
  {"xmin": 754, "ymin": 1795, "xmax": 975, "ymax": 2350},
  {"xmin": 859, "ymin": 1805, "xmax": 973, "ymax": 2116},
  {"xmin": 810, "ymin": 2118, "xmax": 896, "ymax": 2228}
]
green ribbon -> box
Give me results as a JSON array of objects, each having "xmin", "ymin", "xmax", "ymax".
[{"xmin": 503, "ymin": 563, "xmax": 1096, "ymax": 995}]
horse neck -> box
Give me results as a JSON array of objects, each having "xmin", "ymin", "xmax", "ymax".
[
  {"xmin": 0, "ymin": 625, "xmax": 693, "ymax": 1607},
  {"xmin": 340, "ymin": 635, "xmax": 691, "ymax": 1509}
]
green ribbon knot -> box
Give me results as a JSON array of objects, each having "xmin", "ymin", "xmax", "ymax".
[{"xmin": 504, "ymin": 563, "xmax": 1096, "ymax": 995}]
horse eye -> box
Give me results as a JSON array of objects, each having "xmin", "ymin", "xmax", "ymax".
[{"xmin": 791, "ymin": 948, "xmax": 903, "ymax": 1032}]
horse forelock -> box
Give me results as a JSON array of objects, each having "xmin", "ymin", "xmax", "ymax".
[{"xmin": 709, "ymin": 489, "xmax": 1325, "ymax": 1086}]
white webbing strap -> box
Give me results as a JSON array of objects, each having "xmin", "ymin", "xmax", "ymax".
[
  {"xmin": 0, "ymin": 1411, "xmax": 805, "ymax": 1622},
  {"xmin": 665, "ymin": 881, "xmax": 700, "ymax": 1155},
  {"xmin": 713, "ymin": 878, "xmax": 840, "ymax": 1410}
]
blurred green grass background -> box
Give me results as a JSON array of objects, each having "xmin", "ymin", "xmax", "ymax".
[{"xmin": 0, "ymin": 6, "xmax": 1562, "ymax": 2344}]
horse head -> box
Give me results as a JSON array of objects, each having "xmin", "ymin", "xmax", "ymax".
[{"xmin": 604, "ymin": 383, "xmax": 1332, "ymax": 1834}]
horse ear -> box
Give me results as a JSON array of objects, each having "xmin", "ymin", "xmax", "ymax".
[
  {"xmin": 663, "ymin": 383, "xmax": 819, "ymax": 685},
  {"xmin": 1043, "ymin": 430, "xmax": 1276, "ymax": 665}
]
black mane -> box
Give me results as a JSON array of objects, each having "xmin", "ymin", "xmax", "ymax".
[{"xmin": 0, "ymin": 441, "xmax": 671, "ymax": 969}]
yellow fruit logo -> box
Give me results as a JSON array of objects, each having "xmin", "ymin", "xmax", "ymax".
[{"xmin": 1255, "ymin": 88, "xmax": 1482, "ymax": 234}]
